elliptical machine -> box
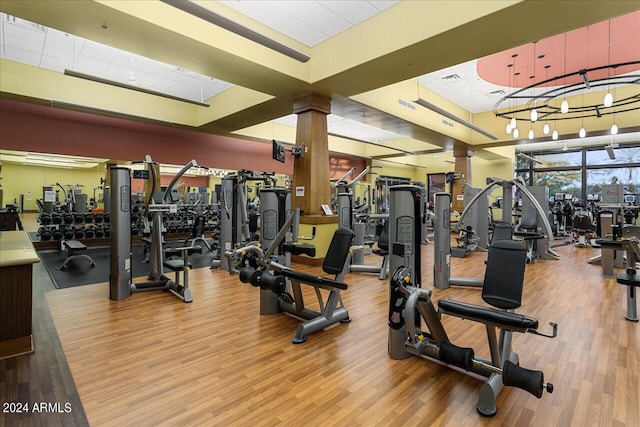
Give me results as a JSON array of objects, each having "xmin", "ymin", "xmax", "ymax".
[{"xmin": 387, "ymin": 185, "xmax": 557, "ymax": 417}]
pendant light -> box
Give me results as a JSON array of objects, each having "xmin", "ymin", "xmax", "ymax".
[
  {"xmin": 530, "ymin": 42, "xmax": 538, "ymax": 122},
  {"xmin": 552, "ymin": 129, "xmax": 559, "ymax": 140},
  {"xmin": 603, "ymin": 20, "xmax": 614, "ymax": 108},
  {"xmin": 542, "ymin": 65, "xmax": 551, "ymax": 134},
  {"xmin": 560, "ymin": 33, "xmax": 569, "ymax": 114}
]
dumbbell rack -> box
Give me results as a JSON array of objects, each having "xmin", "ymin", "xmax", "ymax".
[{"xmin": 35, "ymin": 204, "xmax": 219, "ymax": 249}]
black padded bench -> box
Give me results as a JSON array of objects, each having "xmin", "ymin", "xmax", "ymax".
[
  {"xmin": 163, "ymin": 245, "xmax": 203, "ymax": 273},
  {"xmin": 438, "ymin": 299, "xmax": 539, "ymax": 332},
  {"xmin": 59, "ymin": 240, "xmax": 96, "ymax": 270},
  {"xmin": 278, "ymin": 268, "xmax": 348, "ymax": 290}
]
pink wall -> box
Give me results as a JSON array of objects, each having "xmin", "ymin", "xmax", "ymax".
[
  {"xmin": 0, "ymin": 99, "xmax": 291, "ymax": 173},
  {"xmin": 0, "ymin": 99, "xmax": 365, "ymax": 178}
]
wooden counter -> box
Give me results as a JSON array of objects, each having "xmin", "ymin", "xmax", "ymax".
[{"xmin": 0, "ymin": 230, "xmax": 40, "ymax": 360}]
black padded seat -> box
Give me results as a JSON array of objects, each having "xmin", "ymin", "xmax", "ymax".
[
  {"xmin": 278, "ymin": 268, "xmax": 347, "ymax": 290},
  {"xmin": 491, "ymin": 221, "xmax": 513, "ymax": 243},
  {"xmin": 438, "ymin": 299, "xmax": 538, "ymax": 331},
  {"xmin": 59, "ymin": 240, "xmax": 97, "ymax": 270},
  {"xmin": 163, "ymin": 259, "xmax": 192, "ymax": 272},
  {"xmin": 595, "ymin": 239, "xmax": 622, "ymax": 249},
  {"xmin": 163, "ymin": 245, "xmax": 202, "ymax": 272},
  {"xmin": 616, "ymin": 272, "xmax": 640, "ymax": 287}
]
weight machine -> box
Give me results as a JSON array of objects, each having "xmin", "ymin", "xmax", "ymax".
[
  {"xmin": 225, "ymin": 201, "xmax": 352, "ymax": 343},
  {"xmin": 211, "ymin": 170, "xmax": 276, "ymax": 270},
  {"xmin": 110, "ymin": 156, "xmax": 203, "ymax": 303},
  {"xmin": 387, "ymin": 185, "xmax": 556, "ymax": 417}
]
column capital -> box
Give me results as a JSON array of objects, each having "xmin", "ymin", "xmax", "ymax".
[
  {"xmin": 293, "ymin": 92, "xmax": 331, "ymax": 115},
  {"xmin": 453, "ymin": 141, "xmax": 473, "ymax": 158}
]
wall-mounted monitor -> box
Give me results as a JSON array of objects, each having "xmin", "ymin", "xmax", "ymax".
[
  {"xmin": 133, "ymin": 169, "xmax": 149, "ymax": 179},
  {"xmin": 554, "ymin": 193, "xmax": 564, "ymax": 201},
  {"xmin": 272, "ymin": 139, "xmax": 286, "ymax": 163},
  {"xmin": 624, "ymin": 194, "xmax": 636, "ymax": 204}
]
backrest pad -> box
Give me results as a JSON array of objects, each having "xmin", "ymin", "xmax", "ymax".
[
  {"xmin": 482, "ymin": 239, "xmax": 527, "ymax": 309},
  {"xmin": 323, "ymin": 227, "xmax": 355, "ymax": 276}
]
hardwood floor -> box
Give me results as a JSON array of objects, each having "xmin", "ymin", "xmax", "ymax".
[{"xmin": 3, "ymin": 239, "xmax": 639, "ymax": 426}]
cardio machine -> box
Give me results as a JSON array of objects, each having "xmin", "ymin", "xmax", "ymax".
[{"xmin": 387, "ymin": 185, "xmax": 557, "ymax": 417}]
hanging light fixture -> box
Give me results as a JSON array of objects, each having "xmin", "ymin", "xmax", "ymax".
[
  {"xmin": 579, "ymin": 92, "xmax": 586, "ymax": 137},
  {"xmin": 552, "ymin": 129, "xmax": 559, "ymax": 140},
  {"xmin": 603, "ymin": 19, "xmax": 614, "ymax": 108},
  {"xmin": 560, "ymin": 33, "xmax": 569, "ymax": 114},
  {"xmin": 513, "ymin": 128, "xmax": 520, "ymax": 138},
  {"xmin": 509, "ymin": 54, "xmax": 518, "ymax": 130},
  {"xmin": 528, "ymin": 128, "xmax": 535, "ymax": 139},
  {"xmin": 506, "ymin": 62, "xmax": 513, "ymax": 134},
  {"xmin": 542, "ymin": 65, "xmax": 551, "ymax": 134},
  {"xmin": 611, "ymin": 123, "xmax": 619, "ymax": 135},
  {"xmin": 530, "ymin": 42, "xmax": 538, "ymax": 122}
]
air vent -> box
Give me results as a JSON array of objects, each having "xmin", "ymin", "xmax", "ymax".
[
  {"xmin": 441, "ymin": 74, "xmax": 461, "ymax": 81},
  {"xmin": 441, "ymin": 119, "xmax": 454, "ymax": 127},
  {"xmin": 398, "ymin": 98, "xmax": 416, "ymax": 110}
]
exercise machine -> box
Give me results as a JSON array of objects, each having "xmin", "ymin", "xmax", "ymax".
[
  {"xmin": 457, "ymin": 178, "xmax": 558, "ymax": 263},
  {"xmin": 212, "ymin": 170, "xmax": 276, "ymax": 270},
  {"xmin": 616, "ymin": 226, "xmax": 640, "ymax": 322},
  {"xmin": 336, "ymin": 167, "xmax": 389, "ymax": 278},
  {"xmin": 110, "ymin": 157, "xmax": 202, "ymax": 303},
  {"xmin": 387, "ymin": 186, "xmax": 557, "ymax": 417},
  {"xmin": 225, "ymin": 207, "xmax": 353, "ymax": 343}
]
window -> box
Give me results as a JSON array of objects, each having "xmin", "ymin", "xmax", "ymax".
[{"xmin": 534, "ymin": 170, "xmax": 582, "ymax": 200}]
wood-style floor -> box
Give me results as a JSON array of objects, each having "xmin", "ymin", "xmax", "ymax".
[{"xmin": 3, "ymin": 231, "xmax": 639, "ymax": 426}]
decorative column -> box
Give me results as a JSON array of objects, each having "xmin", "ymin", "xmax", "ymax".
[
  {"xmin": 452, "ymin": 142, "xmax": 473, "ymax": 213},
  {"xmin": 291, "ymin": 92, "xmax": 334, "ymax": 221},
  {"xmin": 291, "ymin": 92, "xmax": 337, "ymax": 265}
]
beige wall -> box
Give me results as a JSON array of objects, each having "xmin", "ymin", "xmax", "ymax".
[{"xmin": 1, "ymin": 162, "xmax": 106, "ymax": 211}]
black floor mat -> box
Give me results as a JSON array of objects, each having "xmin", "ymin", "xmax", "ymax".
[{"xmin": 39, "ymin": 243, "xmax": 217, "ymax": 289}]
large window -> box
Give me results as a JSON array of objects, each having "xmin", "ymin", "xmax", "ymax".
[
  {"xmin": 516, "ymin": 144, "xmax": 640, "ymax": 203},
  {"xmin": 534, "ymin": 170, "xmax": 582, "ymax": 199}
]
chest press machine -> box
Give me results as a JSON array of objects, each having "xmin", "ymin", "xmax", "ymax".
[
  {"xmin": 225, "ymin": 194, "xmax": 354, "ymax": 344},
  {"xmin": 387, "ymin": 185, "xmax": 557, "ymax": 417}
]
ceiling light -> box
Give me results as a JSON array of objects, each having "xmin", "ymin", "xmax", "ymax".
[
  {"xmin": 510, "ymin": 117, "xmax": 516, "ymax": 129},
  {"xmin": 160, "ymin": 0, "xmax": 310, "ymax": 63},
  {"xmin": 528, "ymin": 129, "xmax": 534, "ymax": 139},
  {"xmin": 414, "ymin": 97, "xmax": 497, "ymax": 140},
  {"xmin": 603, "ymin": 92, "xmax": 614, "ymax": 107},
  {"xmin": 530, "ymin": 108, "xmax": 538, "ymax": 122},
  {"xmin": 611, "ymin": 123, "xmax": 619, "ymax": 135},
  {"xmin": 579, "ymin": 127, "xmax": 586, "ymax": 138},
  {"xmin": 64, "ymin": 69, "xmax": 210, "ymax": 107},
  {"xmin": 552, "ymin": 130, "xmax": 559, "ymax": 140},
  {"xmin": 513, "ymin": 128, "xmax": 520, "ymax": 138},
  {"xmin": 543, "ymin": 123, "xmax": 550, "ymax": 135},
  {"xmin": 506, "ymin": 123, "xmax": 512, "ymax": 134},
  {"xmin": 560, "ymin": 99, "xmax": 569, "ymax": 114}
]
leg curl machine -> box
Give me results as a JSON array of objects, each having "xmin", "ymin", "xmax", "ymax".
[
  {"xmin": 225, "ymin": 208, "xmax": 354, "ymax": 343},
  {"xmin": 388, "ymin": 185, "xmax": 557, "ymax": 417}
]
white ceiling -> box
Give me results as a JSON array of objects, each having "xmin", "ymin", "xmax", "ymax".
[
  {"xmin": 219, "ymin": 0, "xmax": 399, "ymax": 47},
  {"xmin": 0, "ymin": 12, "xmax": 234, "ymax": 103}
]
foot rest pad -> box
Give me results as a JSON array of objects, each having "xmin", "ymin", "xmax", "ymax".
[{"xmin": 439, "ymin": 339, "xmax": 474, "ymax": 371}]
